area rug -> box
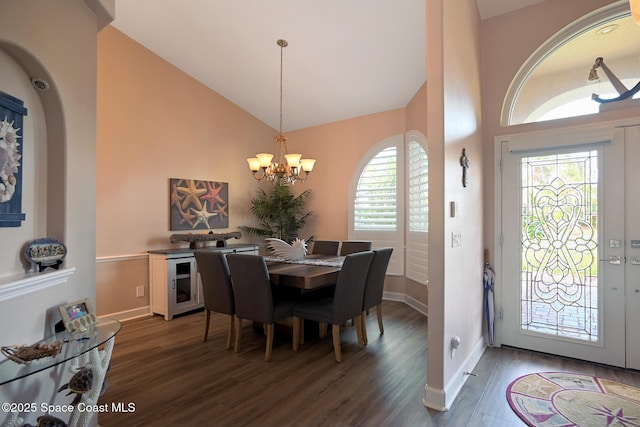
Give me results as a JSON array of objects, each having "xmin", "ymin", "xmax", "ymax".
[{"xmin": 507, "ymin": 372, "xmax": 640, "ymax": 426}]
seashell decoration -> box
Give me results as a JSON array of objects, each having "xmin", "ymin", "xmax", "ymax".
[{"xmin": 0, "ymin": 117, "xmax": 22, "ymax": 203}]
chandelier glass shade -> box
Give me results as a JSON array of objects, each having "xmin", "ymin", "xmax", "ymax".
[
  {"xmin": 246, "ymin": 39, "xmax": 315, "ymax": 184},
  {"xmin": 632, "ymin": 0, "xmax": 640, "ymax": 25}
]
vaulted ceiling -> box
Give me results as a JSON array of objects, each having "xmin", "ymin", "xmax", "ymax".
[{"xmin": 111, "ymin": 0, "xmax": 548, "ymax": 131}]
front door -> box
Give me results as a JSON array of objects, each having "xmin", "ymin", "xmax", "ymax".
[{"xmin": 497, "ymin": 123, "xmax": 639, "ymax": 367}]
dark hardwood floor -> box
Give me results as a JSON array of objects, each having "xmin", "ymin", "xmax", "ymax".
[{"xmin": 98, "ymin": 301, "xmax": 640, "ymax": 426}]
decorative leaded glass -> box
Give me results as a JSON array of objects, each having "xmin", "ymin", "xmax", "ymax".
[{"xmin": 520, "ymin": 150, "xmax": 599, "ymax": 341}]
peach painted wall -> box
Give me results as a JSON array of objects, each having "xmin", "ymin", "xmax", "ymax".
[
  {"xmin": 96, "ymin": 26, "xmax": 277, "ymax": 315},
  {"xmin": 406, "ymin": 82, "xmax": 428, "ymax": 136},
  {"xmin": 96, "ymin": 24, "xmax": 430, "ymax": 317},
  {"xmin": 286, "ymin": 108, "xmax": 406, "ymax": 241}
]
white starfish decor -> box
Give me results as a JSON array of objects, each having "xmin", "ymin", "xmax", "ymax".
[{"xmin": 266, "ymin": 238, "xmax": 307, "ymax": 261}]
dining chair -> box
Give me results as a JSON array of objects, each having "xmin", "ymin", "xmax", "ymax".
[
  {"xmin": 339, "ymin": 240, "xmax": 373, "ymax": 256},
  {"xmin": 360, "ymin": 247, "xmax": 393, "ymax": 345},
  {"xmin": 292, "ymin": 251, "xmax": 374, "ymax": 362},
  {"xmin": 193, "ymin": 251, "xmax": 235, "ymax": 349},
  {"xmin": 226, "ymin": 254, "xmax": 296, "ymax": 361},
  {"xmin": 311, "ymin": 240, "xmax": 340, "ymax": 256}
]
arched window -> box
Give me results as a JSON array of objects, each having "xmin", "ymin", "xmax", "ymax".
[
  {"xmin": 349, "ymin": 131, "xmax": 428, "ymax": 282},
  {"xmin": 406, "ymin": 133, "xmax": 428, "ymax": 284},
  {"xmin": 504, "ymin": 4, "xmax": 640, "ymax": 125},
  {"xmin": 353, "ymin": 146, "xmax": 398, "ymax": 231}
]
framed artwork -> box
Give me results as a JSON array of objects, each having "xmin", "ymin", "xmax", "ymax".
[
  {"xmin": 58, "ymin": 298, "xmax": 97, "ymax": 333},
  {"xmin": 170, "ymin": 178, "xmax": 229, "ymax": 230},
  {"xmin": 0, "ymin": 91, "xmax": 27, "ymax": 227}
]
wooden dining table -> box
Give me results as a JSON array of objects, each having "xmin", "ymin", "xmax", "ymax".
[{"xmin": 265, "ymin": 255, "xmax": 344, "ymax": 290}]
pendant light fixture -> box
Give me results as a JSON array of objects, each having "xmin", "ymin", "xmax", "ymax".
[
  {"xmin": 246, "ymin": 39, "xmax": 315, "ymax": 184},
  {"xmin": 631, "ymin": 0, "xmax": 640, "ymax": 25}
]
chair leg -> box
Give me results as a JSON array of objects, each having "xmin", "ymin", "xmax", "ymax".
[
  {"xmin": 203, "ymin": 310, "xmax": 211, "ymax": 342},
  {"xmin": 332, "ymin": 324, "xmax": 342, "ymax": 362},
  {"xmin": 265, "ymin": 323, "xmax": 274, "ymax": 362},
  {"xmin": 319, "ymin": 322, "xmax": 327, "ymax": 338},
  {"xmin": 376, "ymin": 304, "xmax": 384, "ymax": 334},
  {"xmin": 355, "ymin": 314, "xmax": 365, "ymax": 349},
  {"xmin": 361, "ymin": 311, "xmax": 368, "ymax": 345},
  {"xmin": 293, "ymin": 317, "xmax": 301, "ymax": 351},
  {"xmin": 234, "ymin": 316, "xmax": 242, "ymax": 353},
  {"xmin": 226, "ymin": 315, "xmax": 234, "ymax": 350}
]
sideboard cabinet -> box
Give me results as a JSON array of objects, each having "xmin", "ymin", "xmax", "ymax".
[{"xmin": 149, "ymin": 244, "xmax": 258, "ymax": 320}]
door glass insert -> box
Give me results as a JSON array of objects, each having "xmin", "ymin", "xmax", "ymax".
[
  {"xmin": 175, "ymin": 261, "xmax": 192, "ymax": 304},
  {"xmin": 520, "ymin": 150, "xmax": 599, "ymax": 341}
]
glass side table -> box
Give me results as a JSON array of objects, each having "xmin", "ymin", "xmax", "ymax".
[{"xmin": 0, "ymin": 318, "xmax": 121, "ymax": 427}]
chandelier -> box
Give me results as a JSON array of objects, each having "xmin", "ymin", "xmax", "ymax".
[{"xmin": 246, "ymin": 39, "xmax": 315, "ymax": 184}]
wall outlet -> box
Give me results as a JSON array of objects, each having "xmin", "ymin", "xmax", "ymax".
[
  {"xmin": 136, "ymin": 286, "xmax": 145, "ymax": 297},
  {"xmin": 451, "ymin": 336, "xmax": 461, "ymax": 359},
  {"xmin": 452, "ymin": 232, "xmax": 462, "ymax": 247}
]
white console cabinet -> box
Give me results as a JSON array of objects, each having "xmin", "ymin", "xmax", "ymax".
[{"xmin": 149, "ymin": 244, "xmax": 258, "ymax": 320}]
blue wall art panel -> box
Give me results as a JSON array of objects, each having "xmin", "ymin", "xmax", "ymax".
[{"xmin": 0, "ymin": 91, "xmax": 27, "ymax": 227}]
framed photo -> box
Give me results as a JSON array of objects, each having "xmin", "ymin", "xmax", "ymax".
[
  {"xmin": 169, "ymin": 178, "xmax": 229, "ymax": 230},
  {"xmin": 58, "ymin": 298, "xmax": 97, "ymax": 333}
]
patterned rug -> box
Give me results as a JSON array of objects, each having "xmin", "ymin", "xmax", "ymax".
[{"xmin": 507, "ymin": 372, "xmax": 640, "ymax": 426}]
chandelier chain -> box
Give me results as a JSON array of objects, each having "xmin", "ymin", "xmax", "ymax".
[{"xmin": 245, "ymin": 38, "xmax": 315, "ymax": 184}]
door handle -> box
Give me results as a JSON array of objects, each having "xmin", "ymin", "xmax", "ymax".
[{"xmin": 599, "ymin": 256, "xmax": 622, "ymax": 264}]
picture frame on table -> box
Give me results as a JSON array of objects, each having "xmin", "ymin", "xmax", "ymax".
[{"xmin": 58, "ymin": 298, "xmax": 97, "ymax": 333}]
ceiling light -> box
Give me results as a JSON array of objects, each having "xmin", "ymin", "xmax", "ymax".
[
  {"xmin": 246, "ymin": 39, "xmax": 315, "ymax": 184},
  {"xmin": 596, "ymin": 24, "xmax": 618, "ymax": 35}
]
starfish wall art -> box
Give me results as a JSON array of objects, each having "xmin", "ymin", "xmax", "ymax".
[{"xmin": 169, "ymin": 178, "xmax": 229, "ymax": 230}]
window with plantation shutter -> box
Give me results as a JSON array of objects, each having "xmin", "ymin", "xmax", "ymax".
[
  {"xmin": 348, "ymin": 132, "xmax": 428, "ymax": 282},
  {"xmin": 406, "ymin": 135, "xmax": 428, "ymax": 284},
  {"xmin": 354, "ymin": 146, "xmax": 397, "ymax": 231}
]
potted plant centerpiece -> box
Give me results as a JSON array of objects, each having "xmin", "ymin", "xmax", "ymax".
[{"xmin": 240, "ymin": 178, "xmax": 313, "ymax": 251}]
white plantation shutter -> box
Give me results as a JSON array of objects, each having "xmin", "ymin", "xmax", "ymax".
[
  {"xmin": 349, "ymin": 132, "xmax": 428, "ymax": 280},
  {"xmin": 350, "ymin": 136, "xmax": 403, "ymax": 275},
  {"xmin": 354, "ymin": 146, "xmax": 397, "ymax": 231},
  {"xmin": 406, "ymin": 137, "xmax": 428, "ymax": 284}
]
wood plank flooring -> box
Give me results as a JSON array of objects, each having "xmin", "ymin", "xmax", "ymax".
[{"xmin": 98, "ymin": 301, "xmax": 640, "ymax": 426}]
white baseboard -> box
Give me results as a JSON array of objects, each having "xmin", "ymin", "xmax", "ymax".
[
  {"xmin": 423, "ymin": 384, "xmax": 447, "ymax": 411},
  {"xmin": 423, "ymin": 337, "xmax": 486, "ymax": 411},
  {"xmin": 99, "ymin": 306, "xmax": 151, "ymax": 322},
  {"xmin": 383, "ymin": 291, "xmax": 428, "ymax": 317}
]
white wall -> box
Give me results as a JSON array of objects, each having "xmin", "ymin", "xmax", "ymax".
[
  {"xmin": 0, "ymin": 1, "xmax": 113, "ymax": 425},
  {"xmin": 425, "ymin": 0, "xmax": 484, "ymax": 410},
  {"xmin": 0, "ymin": 50, "xmax": 47, "ymax": 274}
]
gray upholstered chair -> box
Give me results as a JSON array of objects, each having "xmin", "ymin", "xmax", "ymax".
[
  {"xmin": 311, "ymin": 240, "xmax": 340, "ymax": 256},
  {"xmin": 292, "ymin": 251, "xmax": 374, "ymax": 362},
  {"xmin": 339, "ymin": 240, "xmax": 373, "ymax": 256},
  {"xmin": 361, "ymin": 247, "xmax": 393, "ymax": 344},
  {"xmin": 194, "ymin": 251, "xmax": 235, "ymax": 348},
  {"xmin": 226, "ymin": 254, "xmax": 296, "ymax": 361}
]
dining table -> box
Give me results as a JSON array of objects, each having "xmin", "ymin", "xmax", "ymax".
[{"xmin": 265, "ymin": 254, "xmax": 344, "ymax": 290}]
